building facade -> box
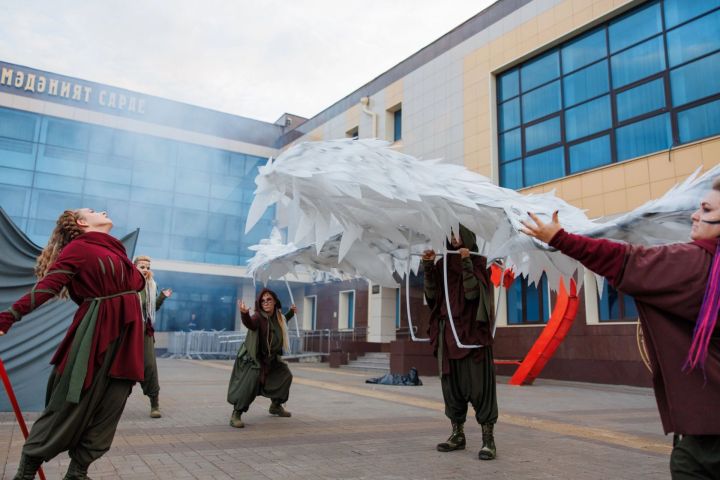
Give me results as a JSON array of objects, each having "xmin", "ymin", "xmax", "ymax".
[{"xmin": 1, "ymin": 0, "xmax": 719, "ymax": 386}]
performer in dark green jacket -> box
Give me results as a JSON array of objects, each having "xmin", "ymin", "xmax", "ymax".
[
  {"xmin": 133, "ymin": 256, "xmax": 172, "ymax": 418},
  {"xmin": 227, "ymin": 288, "xmax": 296, "ymax": 428},
  {"xmin": 422, "ymin": 225, "xmax": 498, "ymax": 460}
]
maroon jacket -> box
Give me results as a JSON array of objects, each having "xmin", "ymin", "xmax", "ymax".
[
  {"xmin": 550, "ymin": 229, "xmax": 720, "ymax": 435},
  {"xmin": 0, "ymin": 231, "xmax": 146, "ymax": 388}
]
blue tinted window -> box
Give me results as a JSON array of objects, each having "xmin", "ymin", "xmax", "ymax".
[
  {"xmin": 611, "ymin": 36, "xmax": 666, "ymax": 88},
  {"xmin": 524, "ymin": 147, "xmax": 564, "ymax": 185},
  {"xmin": 678, "ymin": 99, "xmax": 720, "ymax": 143},
  {"xmin": 521, "ymin": 51, "xmax": 560, "ymax": 92},
  {"xmin": 393, "ymin": 109, "xmax": 402, "ymax": 141},
  {"xmin": 0, "ymin": 110, "xmax": 37, "ymax": 141},
  {"xmin": 506, "ymin": 280, "xmax": 523, "ymax": 324},
  {"xmin": 85, "ymin": 180, "xmax": 130, "ymax": 201},
  {"xmin": 569, "ymin": 135, "xmax": 611, "ymax": 173},
  {"xmin": 0, "ymin": 184, "xmax": 29, "ymax": 216},
  {"xmin": 667, "ymin": 10, "xmax": 720, "ymax": 67},
  {"xmin": 599, "ymin": 280, "xmax": 638, "ymax": 321},
  {"xmin": 525, "ymin": 275, "xmax": 549, "ymax": 323},
  {"xmin": 608, "ymin": 2, "xmax": 662, "ymax": 53},
  {"xmin": 499, "ymin": 128, "xmax": 521, "ymax": 161},
  {"xmin": 0, "ymin": 166, "xmax": 33, "ymax": 187},
  {"xmin": 562, "ymin": 29, "xmax": 607, "ymax": 73},
  {"xmin": 498, "ymin": 69, "xmax": 519, "ymax": 101},
  {"xmin": 616, "ymin": 113, "xmax": 671, "ymax": 161},
  {"xmin": 500, "ymin": 160, "xmax": 523, "ymax": 189},
  {"xmin": 563, "ymin": 60, "xmax": 609, "ymax": 107},
  {"xmin": 565, "ymin": 95, "xmax": 611, "ymax": 141},
  {"xmin": 44, "ymin": 119, "xmax": 89, "ymax": 150},
  {"xmin": 522, "ymin": 81, "xmax": 561, "ymax": 122},
  {"xmin": 664, "ymin": 0, "xmax": 720, "ymax": 28},
  {"xmin": 525, "ymin": 116, "xmax": 561, "ymax": 152},
  {"xmin": 0, "ymin": 138, "xmax": 36, "ymax": 170},
  {"xmin": 670, "ymin": 52, "xmax": 720, "ymax": 106},
  {"xmin": 616, "ymin": 78, "xmax": 666, "ymax": 122},
  {"xmin": 88, "ymin": 126, "xmax": 114, "ymax": 154},
  {"xmin": 498, "ymin": 99, "xmax": 520, "ymax": 132}
]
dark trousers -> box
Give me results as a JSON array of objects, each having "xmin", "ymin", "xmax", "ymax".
[
  {"xmin": 140, "ymin": 334, "xmax": 160, "ymax": 398},
  {"xmin": 441, "ymin": 347, "xmax": 498, "ymax": 425},
  {"xmin": 670, "ymin": 434, "xmax": 720, "ymax": 480},
  {"xmin": 228, "ymin": 356, "xmax": 292, "ymax": 413},
  {"xmin": 23, "ymin": 344, "xmax": 133, "ymax": 466}
]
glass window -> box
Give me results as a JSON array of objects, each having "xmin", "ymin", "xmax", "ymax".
[
  {"xmin": 0, "ymin": 166, "xmax": 33, "ymax": 187},
  {"xmin": 44, "ymin": 118, "xmax": 89, "ymax": 150},
  {"xmin": 599, "ymin": 280, "xmax": 638, "ymax": 321},
  {"xmin": 507, "ymin": 275, "xmax": 549, "ymax": 324},
  {"xmin": 131, "ymin": 186, "xmax": 174, "ymax": 207},
  {"xmin": 616, "ymin": 78, "xmax": 666, "ymax": 122},
  {"xmin": 678, "ymin": 99, "xmax": 720, "ymax": 143},
  {"xmin": 174, "ymin": 192, "xmax": 210, "ymax": 211},
  {"xmin": 506, "ymin": 279, "xmax": 523, "ymax": 325},
  {"xmin": 666, "ymin": 10, "xmax": 720, "ymax": 67},
  {"xmin": 30, "ymin": 190, "xmax": 83, "ymax": 220},
  {"xmin": 521, "ymin": 51, "xmax": 560, "ymax": 92},
  {"xmin": 0, "ymin": 184, "xmax": 29, "ymax": 216},
  {"xmin": 563, "ymin": 60, "xmax": 609, "ymax": 107},
  {"xmin": 611, "ymin": 36, "xmax": 666, "ymax": 88},
  {"xmin": 562, "ymin": 29, "xmax": 607, "ymax": 73},
  {"xmin": 498, "ymin": 69, "xmax": 519, "ymax": 101},
  {"xmin": 88, "ymin": 126, "xmax": 114, "ymax": 154},
  {"xmin": 524, "ymin": 147, "xmax": 564, "ymax": 185},
  {"xmin": 228, "ymin": 153, "xmax": 247, "ymax": 177},
  {"xmin": 664, "ymin": 0, "xmax": 720, "ymax": 29},
  {"xmin": 522, "ymin": 81, "xmax": 561, "ymax": 123},
  {"xmin": 670, "ymin": 52, "xmax": 720, "ymax": 106},
  {"xmin": 569, "ymin": 135, "xmax": 611, "ymax": 173},
  {"xmin": 0, "ymin": 137, "xmax": 36, "ymax": 170},
  {"xmin": 85, "ymin": 162, "xmax": 132, "ymax": 184},
  {"xmin": 616, "ymin": 113, "xmax": 671, "ymax": 161},
  {"xmin": 525, "ymin": 116, "xmax": 561, "ymax": 152},
  {"xmin": 498, "ymin": 98, "xmax": 520, "ymax": 132},
  {"xmin": 393, "ymin": 109, "xmax": 402, "ymax": 141},
  {"xmin": 0, "ymin": 109, "xmax": 37, "ymax": 141},
  {"xmin": 499, "ymin": 128, "xmax": 521, "ymax": 161},
  {"xmin": 608, "ymin": 2, "xmax": 662, "ymax": 53},
  {"xmin": 500, "ymin": 160, "xmax": 523, "ymax": 189},
  {"xmin": 565, "ymin": 95, "xmax": 612, "ymax": 141},
  {"xmin": 134, "ymin": 135, "xmax": 177, "ymax": 166},
  {"xmin": 133, "ymin": 165, "xmax": 175, "ymax": 191},
  {"xmin": 85, "ymin": 180, "xmax": 130, "ymax": 201}
]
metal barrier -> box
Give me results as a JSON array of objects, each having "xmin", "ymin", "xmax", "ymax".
[{"xmin": 164, "ymin": 328, "xmax": 310, "ymax": 359}]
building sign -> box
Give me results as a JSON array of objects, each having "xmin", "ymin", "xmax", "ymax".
[{"xmin": 0, "ymin": 61, "xmax": 147, "ymax": 115}]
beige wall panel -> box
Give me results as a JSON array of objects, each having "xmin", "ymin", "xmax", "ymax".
[
  {"xmin": 601, "ymin": 165, "xmax": 626, "ymax": 192},
  {"xmin": 623, "ymin": 159, "xmax": 649, "ymax": 188},
  {"xmin": 647, "ymin": 153, "xmax": 675, "ymax": 183},
  {"xmin": 582, "ymin": 194, "xmax": 604, "ymax": 218},
  {"xmin": 672, "ymin": 145, "xmax": 704, "ymax": 177},
  {"xmin": 650, "ymin": 178, "xmax": 678, "ymax": 199},
  {"xmin": 561, "ymin": 176, "xmax": 583, "ymax": 201},
  {"xmin": 602, "ymin": 189, "xmax": 628, "ymax": 215},
  {"xmin": 580, "ymin": 170, "xmax": 604, "ymax": 197},
  {"xmin": 701, "ymin": 137, "xmax": 720, "ymax": 168},
  {"xmin": 626, "ymin": 183, "xmax": 652, "ymax": 210}
]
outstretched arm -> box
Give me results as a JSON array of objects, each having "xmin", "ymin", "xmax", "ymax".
[
  {"xmin": 521, "ymin": 211, "xmax": 628, "ymax": 284},
  {"xmin": 0, "ymin": 243, "xmax": 85, "ymax": 335}
]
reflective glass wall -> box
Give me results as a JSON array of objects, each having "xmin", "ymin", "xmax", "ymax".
[
  {"xmin": 497, "ymin": 0, "xmax": 720, "ymax": 189},
  {"xmin": 0, "ymin": 106, "xmax": 275, "ymax": 265}
]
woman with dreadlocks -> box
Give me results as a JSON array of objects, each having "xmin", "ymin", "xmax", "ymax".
[
  {"xmin": 0, "ymin": 209, "xmax": 145, "ymax": 480},
  {"xmin": 522, "ymin": 179, "xmax": 720, "ymax": 480},
  {"xmin": 133, "ymin": 255, "xmax": 172, "ymax": 418},
  {"xmin": 227, "ymin": 288, "xmax": 296, "ymax": 428}
]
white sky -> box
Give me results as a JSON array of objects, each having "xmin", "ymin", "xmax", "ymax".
[{"xmin": 0, "ymin": 0, "xmax": 496, "ymax": 123}]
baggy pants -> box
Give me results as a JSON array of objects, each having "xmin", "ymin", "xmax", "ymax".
[
  {"xmin": 440, "ymin": 347, "xmax": 498, "ymax": 426},
  {"xmin": 670, "ymin": 434, "xmax": 720, "ymax": 480},
  {"xmin": 140, "ymin": 334, "xmax": 160, "ymax": 398},
  {"xmin": 227, "ymin": 354, "xmax": 292, "ymax": 413}
]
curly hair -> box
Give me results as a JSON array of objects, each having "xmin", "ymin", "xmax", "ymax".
[{"xmin": 34, "ymin": 210, "xmax": 85, "ymax": 297}]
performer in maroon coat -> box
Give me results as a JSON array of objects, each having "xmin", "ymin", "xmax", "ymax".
[
  {"xmin": 522, "ymin": 180, "xmax": 720, "ymax": 479},
  {"xmin": 0, "ymin": 208, "xmax": 145, "ymax": 480}
]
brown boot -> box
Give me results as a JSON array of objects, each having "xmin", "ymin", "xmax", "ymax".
[
  {"xmin": 436, "ymin": 422, "xmax": 466, "ymax": 452},
  {"xmin": 149, "ymin": 395, "xmax": 162, "ymax": 418},
  {"xmin": 478, "ymin": 423, "xmax": 497, "ymax": 460},
  {"xmin": 63, "ymin": 459, "xmax": 92, "ymax": 479},
  {"xmin": 269, "ymin": 402, "xmax": 291, "ymax": 417},
  {"xmin": 229, "ymin": 409, "xmax": 245, "ymax": 428},
  {"xmin": 13, "ymin": 454, "xmax": 43, "ymax": 480}
]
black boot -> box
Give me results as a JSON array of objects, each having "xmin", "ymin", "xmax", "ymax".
[
  {"xmin": 269, "ymin": 402, "xmax": 291, "ymax": 417},
  {"xmin": 436, "ymin": 422, "xmax": 466, "ymax": 452},
  {"xmin": 13, "ymin": 454, "xmax": 43, "ymax": 480},
  {"xmin": 229, "ymin": 409, "xmax": 245, "ymax": 428},
  {"xmin": 478, "ymin": 423, "xmax": 497, "ymax": 460},
  {"xmin": 63, "ymin": 459, "xmax": 92, "ymax": 479},
  {"xmin": 149, "ymin": 395, "xmax": 162, "ymax": 418}
]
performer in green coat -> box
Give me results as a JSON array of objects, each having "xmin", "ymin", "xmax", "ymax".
[
  {"xmin": 133, "ymin": 255, "xmax": 172, "ymax": 418},
  {"xmin": 227, "ymin": 288, "xmax": 296, "ymax": 428}
]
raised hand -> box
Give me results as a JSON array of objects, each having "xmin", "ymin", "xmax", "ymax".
[
  {"xmin": 422, "ymin": 249, "xmax": 436, "ymax": 261},
  {"xmin": 520, "ymin": 210, "xmax": 562, "ymax": 244},
  {"xmin": 458, "ymin": 247, "xmax": 470, "ymax": 258},
  {"xmin": 237, "ymin": 299, "xmax": 249, "ymax": 314},
  {"xmin": 162, "ymin": 288, "xmax": 173, "ymax": 298},
  {"xmin": 290, "ymin": 304, "xmax": 297, "ymax": 313}
]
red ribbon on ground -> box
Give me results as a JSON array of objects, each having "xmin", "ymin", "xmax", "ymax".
[{"xmin": 0, "ymin": 357, "xmax": 46, "ymax": 480}]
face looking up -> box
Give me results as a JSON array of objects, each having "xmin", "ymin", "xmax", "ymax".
[
  {"xmin": 76, "ymin": 208, "xmax": 113, "ymax": 231},
  {"xmin": 691, "ymin": 189, "xmax": 720, "ymax": 241}
]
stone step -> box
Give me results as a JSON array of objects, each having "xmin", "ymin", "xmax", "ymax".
[{"xmin": 343, "ymin": 363, "xmax": 390, "ymax": 373}]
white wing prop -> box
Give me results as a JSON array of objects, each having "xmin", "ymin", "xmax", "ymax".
[{"xmin": 245, "ymin": 138, "xmax": 597, "ymax": 290}]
